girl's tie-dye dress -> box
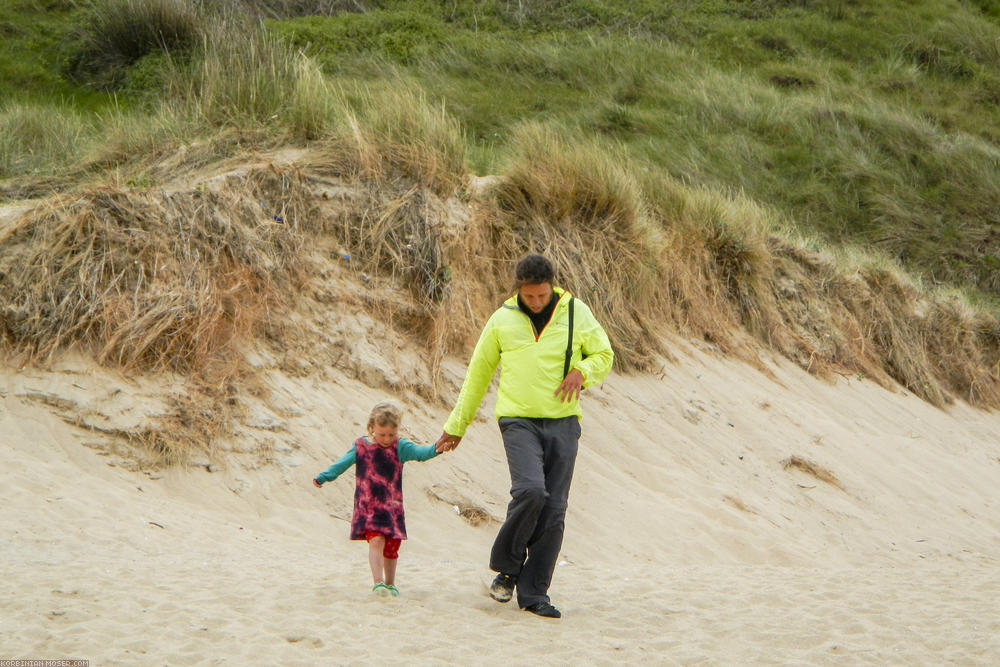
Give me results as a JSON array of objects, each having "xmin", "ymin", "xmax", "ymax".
[{"xmin": 350, "ymin": 437, "xmax": 407, "ymax": 540}]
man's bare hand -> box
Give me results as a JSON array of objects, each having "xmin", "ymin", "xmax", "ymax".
[
  {"xmin": 554, "ymin": 369, "xmax": 584, "ymax": 403},
  {"xmin": 435, "ymin": 432, "xmax": 462, "ymax": 453}
]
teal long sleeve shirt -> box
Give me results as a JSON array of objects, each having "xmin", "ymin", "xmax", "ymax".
[{"xmin": 315, "ymin": 437, "xmax": 439, "ymax": 484}]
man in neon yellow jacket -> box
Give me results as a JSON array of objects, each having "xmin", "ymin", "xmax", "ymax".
[{"xmin": 436, "ymin": 254, "xmax": 613, "ymax": 618}]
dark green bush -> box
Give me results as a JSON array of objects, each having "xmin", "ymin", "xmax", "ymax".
[{"xmin": 65, "ymin": 0, "xmax": 202, "ymax": 90}]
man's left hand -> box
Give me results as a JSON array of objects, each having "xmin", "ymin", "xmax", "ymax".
[{"xmin": 554, "ymin": 369, "xmax": 584, "ymax": 403}]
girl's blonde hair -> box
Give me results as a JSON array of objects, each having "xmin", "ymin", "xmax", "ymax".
[{"xmin": 367, "ymin": 401, "xmax": 403, "ymax": 433}]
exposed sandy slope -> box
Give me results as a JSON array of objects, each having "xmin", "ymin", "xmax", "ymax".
[{"xmin": 3, "ymin": 331, "xmax": 999, "ymax": 665}]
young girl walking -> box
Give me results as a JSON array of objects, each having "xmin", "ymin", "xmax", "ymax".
[{"xmin": 313, "ymin": 401, "xmax": 441, "ymax": 597}]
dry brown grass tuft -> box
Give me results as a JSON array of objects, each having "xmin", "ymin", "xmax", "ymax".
[
  {"xmin": 425, "ymin": 484, "xmax": 501, "ymax": 526},
  {"xmin": 643, "ymin": 175, "xmax": 774, "ymax": 364},
  {"xmin": 923, "ymin": 294, "xmax": 1000, "ymax": 407},
  {"xmin": 723, "ymin": 494, "xmax": 757, "ymax": 514},
  {"xmin": 781, "ymin": 455, "xmax": 844, "ymax": 490},
  {"xmin": 851, "ymin": 266, "xmax": 949, "ymax": 406},
  {"xmin": 0, "ymin": 186, "xmax": 300, "ymax": 379}
]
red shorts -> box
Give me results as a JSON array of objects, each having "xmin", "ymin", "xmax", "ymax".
[{"xmin": 364, "ymin": 531, "xmax": 401, "ymax": 559}]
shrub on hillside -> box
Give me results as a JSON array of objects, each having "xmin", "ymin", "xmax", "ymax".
[{"xmin": 65, "ymin": 0, "xmax": 201, "ymax": 90}]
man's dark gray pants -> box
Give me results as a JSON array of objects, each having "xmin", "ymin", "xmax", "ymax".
[{"xmin": 490, "ymin": 416, "xmax": 580, "ymax": 608}]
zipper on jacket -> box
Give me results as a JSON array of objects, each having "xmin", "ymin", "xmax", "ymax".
[{"xmin": 524, "ymin": 293, "xmax": 562, "ymax": 341}]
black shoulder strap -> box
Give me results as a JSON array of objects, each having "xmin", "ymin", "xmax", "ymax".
[{"xmin": 563, "ymin": 297, "xmax": 575, "ymax": 378}]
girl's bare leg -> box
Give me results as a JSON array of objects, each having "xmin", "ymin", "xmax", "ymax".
[
  {"xmin": 368, "ymin": 536, "xmax": 385, "ymax": 584},
  {"xmin": 384, "ymin": 556, "xmax": 397, "ymax": 586}
]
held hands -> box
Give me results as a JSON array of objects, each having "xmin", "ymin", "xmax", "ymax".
[
  {"xmin": 435, "ymin": 432, "xmax": 462, "ymax": 453},
  {"xmin": 555, "ymin": 369, "xmax": 584, "ymax": 403}
]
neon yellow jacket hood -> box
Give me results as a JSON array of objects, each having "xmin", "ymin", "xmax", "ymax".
[{"xmin": 443, "ymin": 287, "xmax": 614, "ymax": 436}]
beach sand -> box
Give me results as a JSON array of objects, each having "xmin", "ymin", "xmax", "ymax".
[{"xmin": 3, "ymin": 340, "xmax": 999, "ymax": 665}]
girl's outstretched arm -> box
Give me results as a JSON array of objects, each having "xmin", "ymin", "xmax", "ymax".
[
  {"xmin": 314, "ymin": 446, "xmax": 357, "ymax": 485},
  {"xmin": 397, "ymin": 438, "xmax": 441, "ymax": 463}
]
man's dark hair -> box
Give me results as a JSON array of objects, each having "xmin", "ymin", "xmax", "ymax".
[{"xmin": 515, "ymin": 254, "xmax": 555, "ymax": 285}]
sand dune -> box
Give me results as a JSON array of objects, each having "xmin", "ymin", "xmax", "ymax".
[{"xmin": 3, "ymin": 338, "xmax": 999, "ymax": 665}]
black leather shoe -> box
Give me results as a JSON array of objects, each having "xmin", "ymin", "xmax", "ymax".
[{"xmin": 523, "ymin": 602, "xmax": 561, "ymax": 618}]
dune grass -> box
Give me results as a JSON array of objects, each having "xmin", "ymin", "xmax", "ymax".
[
  {"xmin": 0, "ymin": 103, "xmax": 94, "ymax": 179},
  {"xmin": 0, "ymin": 183, "xmax": 302, "ymax": 376},
  {"xmin": 1, "ymin": 0, "xmax": 999, "ymax": 427}
]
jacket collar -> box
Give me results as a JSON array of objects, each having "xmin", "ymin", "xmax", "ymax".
[{"xmin": 503, "ymin": 286, "xmax": 569, "ymax": 310}]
